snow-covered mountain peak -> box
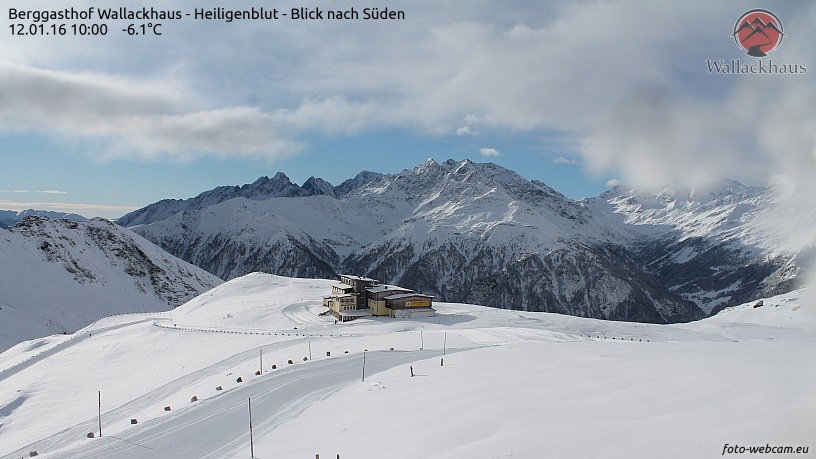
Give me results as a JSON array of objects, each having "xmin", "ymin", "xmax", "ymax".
[
  {"xmin": 604, "ymin": 179, "xmax": 766, "ymax": 211},
  {"xmin": 334, "ymin": 170, "xmax": 385, "ymax": 196},
  {"xmin": 599, "ymin": 179, "xmax": 772, "ymax": 240},
  {"xmin": 302, "ymin": 176, "xmax": 336, "ymax": 197},
  {"xmin": 241, "ymin": 172, "xmax": 305, "ymax": 198},
  {"xmin": 122, "ymin": 159, "xmax": 797, "ymax": 323},
  {"xmin": 413, "ymin": 157, "xmax": 440, "ymax": 173}
]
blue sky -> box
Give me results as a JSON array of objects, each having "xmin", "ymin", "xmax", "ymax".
[
  {"xmin": 1, "ymin": 1, "xmax": 813, "ymax": 218},
  {"xmin": 0, "ymin": 123, "xmax": 604, "ymax": 217}
]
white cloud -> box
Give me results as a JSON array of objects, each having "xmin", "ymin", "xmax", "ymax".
[
  {"xmin": 1, "ymin": 2, "xmax": 814, "ymax": 193},
  {"xmin": 552, "ymin": 156, "xmax": 578, "ymax": 165},
  {"xmin": 0, "ymin": 200, "xmax": 137, "ymax": 219},
  {"xmin": 480, "ymin": 147, "xmax": 500, "ymax": 157},
  {"xmin": 0, "ymin": 62, "xmax": 298, "ymax": 161},
  {"xmin": 605, "ymin": 179, "xmax": 622, "ymax": 188},
  {"xmin": 456, "ymin": 126, "xmax": 473, "ymax": 136},
  {"xmin": 0, "ymin": 190, "xmax": 68, "ymax": 195}
]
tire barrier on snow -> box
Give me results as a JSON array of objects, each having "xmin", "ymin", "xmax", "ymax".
[
  {"xmin": 152, "ymin": 321, "xmax": 353, "ymax": 339},
  {"xmin": 271, "ymin": 364, "xmax": 277, "ymax": 369},
  {"xmin": 86, "ymin": 432, "xmax": 95, "ymax": 438},
  {"xmin": 288, "ymin": 360, "xmax": 294, "ymax": 364},
  {"xmin": 236, "ymin": 377, "xmax": 243, "ymax": 383},
  {"xmin": 216, "ymin": 385, "xmax": 223, "ymax": 391},
  {"xmin": 326, "ymin": 351, "xmax": 331, "ymax": 356},
  {"xmin": 255, "ymin": 370, "xmax": 261, "ymax": 376},
  {"xmin": 130, "ymin": 418, "xmax": 138, "ymax": 425},
  {"xmin": 191, "ymin": 395, "xmax": 198, "ymax": 402},
  {"xmin": 164, "ymin": 406, "xmax": 171, "ymax": 411},
  {"xmin": 303, "ymin": 357, "xmax": 308, "ymax": 361}
]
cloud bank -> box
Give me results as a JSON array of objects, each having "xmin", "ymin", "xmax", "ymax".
[
  {"xmin": 0, "ymin": 1, "xmax": 813, "ymax": 193},
  {"xmin": 0, "ymin": 200, "xmax": 137, "ymax": 218}
]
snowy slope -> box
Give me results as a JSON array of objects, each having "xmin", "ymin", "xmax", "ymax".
[
  {"xmin": 0, "ymin": 273, "xmax": 812, "ymax": 459},
  {"xmin": 128, "ymin": 159, "xmax": 712, "ymax": 323},
  {"xmin": 0, "ymin": 216, "xmax": 222, "ymax": 351},
  {"xmin": 587, "ymin": 182, "xmax": 798, "ymax": 314}
]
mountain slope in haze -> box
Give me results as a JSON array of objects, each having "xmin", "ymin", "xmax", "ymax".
[
  {"xmin": 0, "ymin": 216, "xmax": 222, "ymax": 351},
  {"xmin": 121, "ymin": 159, "xmax": 798, "ymax": 323},
  {"xmin": 117, "ymin": 171, "xmax": 385, "ymax": 227},
  {"xmin": 587, "ymin": 181, "xmax": 798, "ymax": 314},
  {"xmin": 0, "ymin": 209, "xmax": 87, "ymax": 229}
]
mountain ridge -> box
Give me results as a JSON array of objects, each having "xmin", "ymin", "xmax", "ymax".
[{"xmin": 119, "ymin": 158, "xmax": 798, "ymax": 323}]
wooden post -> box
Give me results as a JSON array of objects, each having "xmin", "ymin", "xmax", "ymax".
[
  {"xmin": 420, "ymin": 330, "xmax": 424, "ymax": 350},
  {"xmin": 98, "ymin": 391, "xmax": 102, "ymax": 438},
  {"xmin": 441, "ymin": 332, "xmax": 447, "ymax": 366},
  {"xmin": 410, "ymin": 365, "xmax": 414, "ymax": 377},
  {"xmin": 361, "ymin": 351, "xmax": 366, "ymax": 382},
  {"xmin": 259, "ymin": 348, "xmax": 263, "ymax": 375},
  {"xmin": 248, "ymin": 397, "xmax": 255, "ymax": 458},
  {"xmin": 309, "ymin": 340, "xmax": 312, "ymax": 360}
]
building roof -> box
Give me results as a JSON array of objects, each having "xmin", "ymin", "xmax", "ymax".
[
  {"xmin": 365, "ymin": 284, "xmax": 413, "ymax": 294},
  {"xmin": 332, "ymin": 283, "xmax": 354, "ymax": 291},
  {"xmin": 334, "ymin": 294, "xmax": 354, "ymax": 299},
  {"xmin": 339, "ymin": 274, "xmax": 378, "ymax": 283},
  {"xmin": 384, "ymin": 293, "xmax": 434, "ymax": 300}
]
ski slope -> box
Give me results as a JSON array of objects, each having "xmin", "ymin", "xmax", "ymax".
[{"xmin": 0, "ymin": 273, "xmax": 813, "ymax": 458}]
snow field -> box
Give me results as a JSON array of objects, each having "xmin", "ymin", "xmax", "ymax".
[
  {"xmin": 0, "ymin": 273, "xmax": 813, "ymax": 458},
  {"xmin": 260, "ymin": 340, "xmax": 816, "ymax": 459}
]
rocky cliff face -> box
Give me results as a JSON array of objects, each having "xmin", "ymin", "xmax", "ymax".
[{"xmin": 120, "ymin": 159, "xmax": 799, "ymax": 323}]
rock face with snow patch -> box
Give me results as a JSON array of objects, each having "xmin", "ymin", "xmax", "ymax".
[
  {"xmin": 0, "ymin": 216, "xmax": 222, "ymax": 350},
  {"xmin": 121, "ymin": 159, "xmax": 799, "ymax": 323}
]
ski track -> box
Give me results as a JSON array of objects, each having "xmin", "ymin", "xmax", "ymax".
[
  {"xmin": 280, "ymin": 300, "xmax": 329, "ymax": 327},
  {"xmin": 0, "ymin": 328, "xmax": 306, "ymax": 459},
  {"xmin": 0, "ymin": 316, "xmax": 160, "ymax": 384},
  {"xmin": 17, "ymin": 349, "xmax": 454, "ymax": 459}
]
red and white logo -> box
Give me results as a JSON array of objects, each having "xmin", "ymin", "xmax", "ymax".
[{"xmin": 733, "ymin": 9, "xmax": 784, "ymax": 57}]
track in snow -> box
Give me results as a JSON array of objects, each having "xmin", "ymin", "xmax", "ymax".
[
  {"xmin": 4, "ymin": 348, "xmax": 451, "ymax": 459},
  {"xmin": 0, "ymin": 316, "xmax": 160, "ymax": 384}
]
